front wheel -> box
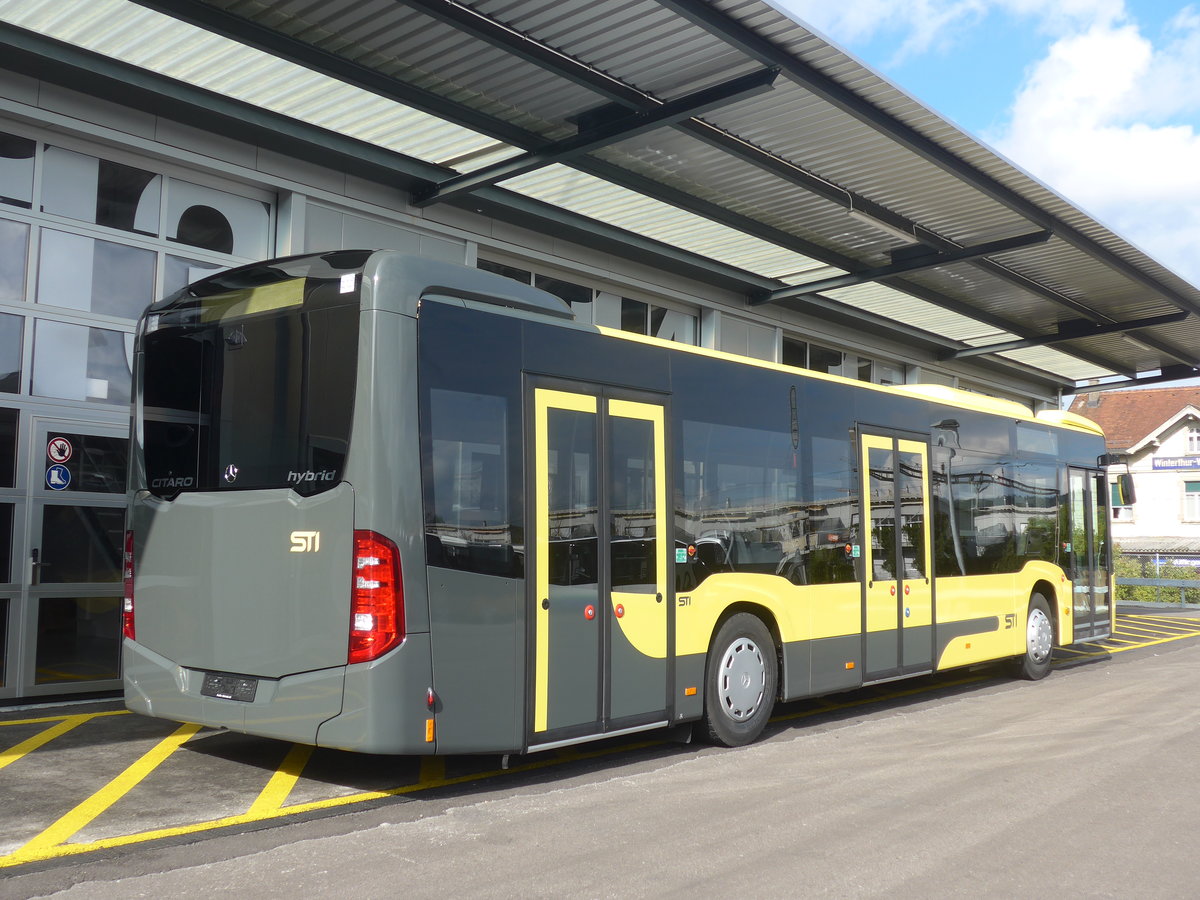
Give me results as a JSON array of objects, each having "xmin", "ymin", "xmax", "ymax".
[
  {"xmin": 1014, "ymin": 592, "xmax": 1054, "ymax": 681},
  {"xmin": 704, "ymin": 613, "xmax": 778, "ymax": 747}
]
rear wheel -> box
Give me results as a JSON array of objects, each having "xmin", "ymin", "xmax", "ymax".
[
  {"xmin": 704, "ymin": 613, "xmax": 778, "ymax": 747},
  {"xmin": 1014, "ymin": 592, "xmax": 1054, "ymax": 680}
]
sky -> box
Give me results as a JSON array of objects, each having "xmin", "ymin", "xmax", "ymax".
[{"xmin": 774, "ymin": 0, "xmax": 1200, "ymax": 289}]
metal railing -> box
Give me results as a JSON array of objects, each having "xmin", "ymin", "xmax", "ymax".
[{"xmin": 1116, "ymin": 577, "xmax": 1200, "ymax": 606}]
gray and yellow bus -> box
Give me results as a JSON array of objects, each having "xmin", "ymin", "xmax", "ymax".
[{"xmin": 123, "ymin": 250, "xmax": 1113, "ymax": 754}]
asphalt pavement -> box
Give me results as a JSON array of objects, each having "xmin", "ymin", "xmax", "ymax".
[{"xmin": 7, "ymin": 630, "xmax": 1200, "ymax": 898}]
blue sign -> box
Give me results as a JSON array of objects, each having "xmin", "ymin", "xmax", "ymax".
[
  {"xmin": 46, "ymin": 464, "xmax": 71, "ymax": 490},
  {"xmin": 1153, "ymin": 457, "xmax": 1200, "ymax": 470}
]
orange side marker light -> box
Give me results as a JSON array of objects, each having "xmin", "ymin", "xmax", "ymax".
[
  {"xmin": 684, "ymin": 686, "xmax": 697, "ymax": 696},
  {"xmin": 425, "ymin": 718, "xmax": 435, "ymax": 743},
  {"xmin": 845, "ymin": 661, "xmax": 855, "ymax": 670}
]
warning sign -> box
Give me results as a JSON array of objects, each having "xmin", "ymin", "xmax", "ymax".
[{"xmin": 47, "ymin": 437, "xmax": 73, "ymax": 464}]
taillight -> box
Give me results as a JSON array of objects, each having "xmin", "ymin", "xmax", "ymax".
[
  {"xmin": 349, "ymin": 530, "xmax": 404, "ymax": 664},
  {"xmin": 122, "ymin": 530, "xmax": 135, "ymax": 641}
]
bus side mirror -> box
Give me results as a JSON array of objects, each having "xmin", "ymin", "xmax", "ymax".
[{"xmin": 1114, "ymin": 473, "xmax": 1136, "ymax": 506}]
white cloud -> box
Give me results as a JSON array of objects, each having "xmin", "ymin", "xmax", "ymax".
[
  {"xmin": 993, "ymin": 10, "xmax": 1200, "ymax": 284},
  {"xmin": 777, "ymin": 0, "xmax": 1200, "ymax": 285},
  {"xmin": 777, "ymin": 0, "xmax": 1124, "ymax": 61}
]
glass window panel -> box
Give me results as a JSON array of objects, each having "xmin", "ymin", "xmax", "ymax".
[
  {"xmin": 610, "ymin": 417, "xmax": 656, "ymax": 590},
  {"xmin": 0, "ymin": 314, "xmax": 22, "ymax": 394},
  {"xmin": 0, "ymin": 132, "xmax": 35, "ymax": 208},
  {"xmin": 547, "ymin": 409, "xmax": 598, "ymax": 587},
  {"xmin": 166, "ymin": 180, "xmax": 269, "ymax": 257},
  {"xmin": 651, "ymin": 306, "xmax": 697, "ymax": 345},
  {"xmin": 875, "ymin": 362, "xmax": 904, "ymax": 386},
  {"xmin": 37, "ymin": 229, "xmax": 155, "ymax": 320},
  {"xmin": 782, "ymin": 337, "xmax": 807, "ymax": 368},
  {"xmin": 1187, "ymin": 482, "xmax": 1200, "ymax": 521},
  {"xmin": 164, "ymin": 255, "xmax": 225, "ymax": 299},
  {"xmin": 42, "ymin": 433, "xmax": 128, "ymax": 494},
  {"xmin": 0, "ymin": 408, "xmax": 16, "ymax": 487},
  {"xmin": 857, "ymin": 358, "xmax": 873, "ymax": 382},
  {"xmin": 0, "ymin": 217, "xmax": 29, "ymax": 303},
  {"xmin": 478, "ymin": 259, "xmax": 532, "ymax": 284},
  {"xmin": 40, "ymin": 505, "xmax": 124, "ymax": 583},
  {"xmin": 808, "ymin": 343, "xmax": 843, "ymax": 374},
  {"xmin": 1189, "ymin": 427, "xmax": 1200, "ymax": 454},
  {"xmin": 424, "ymin": 389, "xmax": 515, "ymax": 576},
  {"xmin": 621, "ymin": 297, "xmax": 648, "ymax": 335},
  {"xmin": 32, "ymin": 321, "xmax": 134, "ymax": 406},
  {"xmin": 0, "ymin": 597, "xmax": 6, "ymax": 687},
  {"xmin": 35, "ymin": 596, "xmax": 120, "ymax": 684},
  {"xmin": 0, "ymin": 504, "xmax": 11, "ymax": 582},
  {"xmin": 42, "ymin": 146, "xmax": 161, "ymax": 235}
]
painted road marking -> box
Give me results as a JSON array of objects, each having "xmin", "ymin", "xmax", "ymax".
[
  {"xmin": 3, "ymin": 613, "xmax": 1200, "ymax": 868},
  {"xmin": 3, "ymin": 722, "xmax": 202, "ymax": 866}
]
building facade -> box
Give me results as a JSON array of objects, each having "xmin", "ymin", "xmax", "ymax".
[
  {"xmin": 2, "ymin": 0, "xmax": 1197, "ymax": 702},
  {"xmin": 1069, "ymin": 388, "xmax": 1200, "ymax": 564}
]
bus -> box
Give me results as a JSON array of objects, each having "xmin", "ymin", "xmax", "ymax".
[{"xmin": 123, "ymin": 250, "xmax": 1114, "ymax": 754}]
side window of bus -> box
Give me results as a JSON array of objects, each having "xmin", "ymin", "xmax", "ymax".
[
  {"xmin": 676, "ymin": 421, "xmax": 855, "ymax": 590},
  {"xmin": 933, "ymin": 452, "xmax": 1057, "ymax": 576},
  {"xmin": 424, "ymin": 389, "xmax": 518, "ymax": 577}
]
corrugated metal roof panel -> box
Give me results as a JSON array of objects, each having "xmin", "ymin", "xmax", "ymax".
[{"xmin": 4, "ymin": 0, "xmax": 1197, "ymax": 389}]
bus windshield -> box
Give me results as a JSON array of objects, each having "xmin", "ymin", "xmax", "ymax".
[{"xmin": 139, "ymin": 252, "xmax": 367, "ymax": 498}]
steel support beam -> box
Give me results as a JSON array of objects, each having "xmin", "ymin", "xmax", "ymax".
[
  {"xmin": 1074, "ymin": 365, "xmax": 1200, "ymax": 393},
  {"xmin": 942, "ymin": 311, "xmax": 1191, "ymax": 360},
  {"xmin": 411, "ymin": 67, "xmax": 778, "ymax": 207},
  {"xmin": 659, "ymin": 0, "xmax": 1200, "ymax": 320},
  {"xmin": 100, "ymin": 4, "xmax": 1131, "ymax": 380},
  {"xmin": 753, "ymin": 231, "xmax": 1051, "ymax": 304}
]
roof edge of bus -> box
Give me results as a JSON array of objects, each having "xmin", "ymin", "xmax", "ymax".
[
  {"xmin": 370, "ymin": 252, "xmax": 573, "ymax": 320},
  {"xmin": 888, "ymin": 384, "xmax": 1035, "ymax": 419},
  {"xmin": 1035, "ymin": 409, "xmax": 1106, "ymax": 437},
  {"xmin": 595, "ymin": 325, "xmax": 891, "ymax": 392}
]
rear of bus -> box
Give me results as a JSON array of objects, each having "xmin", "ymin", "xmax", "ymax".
[{"xmin": 123, "ymin": 250, "xmax": 434, "ymax": 753}]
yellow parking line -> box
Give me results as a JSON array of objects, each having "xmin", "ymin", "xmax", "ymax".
[
  {"xmin": 1, "ymin": 721, "xmax": 202, "ymax": 866},
  {"xmin": 1119, "ymin": 620, "xmax": 1200, "ymax": 632},
  {"xmin": 246, "ymin": 743, "xmax": 314, "ymax": 817},
  {"xmin": 0, "ymin": 715, "xmax": 91, "ymax": 771},
  {"xmin": 0, "ymin": 710, "xmax": 128, "ymax": 728}
]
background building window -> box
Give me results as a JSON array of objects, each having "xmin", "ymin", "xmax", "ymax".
[
  {"xmin": 1186, "ymin": 482, "xmax": 1200, "ymax": 521},
  {"xmin": 0, "ymin": 217, "xmax": 28, "ymax": 303},
  {"xmin": 1188, "ymin": 426, "xmax": 1200, "ymax": 455},
  {"xmin": 32, "ymin": 322, "xmax": 133, "ymax": 406},
  {"xmin": 0, "ymin": 131, "xmax": 35, "ymax": 209},
  {"xmin": 37, "ymin": 230, "xmax": 155, "ymax": 320}
]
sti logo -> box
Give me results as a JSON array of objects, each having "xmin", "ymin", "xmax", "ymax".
[{"xmin": 290, "ymin": 531, "xmax": 321, "ymax": 553}]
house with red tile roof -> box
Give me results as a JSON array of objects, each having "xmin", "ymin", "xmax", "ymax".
[{"xmin": 1069, "ymin": 387, "xmax": 1200, "ymax": 561}]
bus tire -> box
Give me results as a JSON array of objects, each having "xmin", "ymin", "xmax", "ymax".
[
  {"xmin": 703, "ymin": 613, "xmax": 778, "ymax": 747},
  {"xmin": 1014, "ymin": 592, "xmax": 1054, "ymax": 681}
]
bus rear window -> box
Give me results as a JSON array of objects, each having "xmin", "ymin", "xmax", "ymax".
[{"xmin": 139, "ymin": 259, "xmax": 361, "ymax": 497}]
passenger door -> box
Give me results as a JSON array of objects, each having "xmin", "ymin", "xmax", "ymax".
[
  {"xmin": 1068, "ymin": 468, "xmax": 1111, "ymax": 641},
  {"xmin": 530, "ymin": 385, "xmax": 669, "ymax": 746},
  {"xmin": 860, "ymin": 432, "xmax": 934, "ymax": 680}
]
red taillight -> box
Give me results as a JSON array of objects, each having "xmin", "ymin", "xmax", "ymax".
[
  {"xmin": 122, "ymin": 530, "xmax": 135, "ymax": 641},
  {"xmin": 349, "ymin": 530, "xmax": 404, "ymax": 664}
]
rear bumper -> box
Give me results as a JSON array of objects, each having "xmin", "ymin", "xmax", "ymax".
[
  {"xmin": 123, "ymin": 632, "xmax": 436, "ymax": 754},
  {"xmin": 123, "ymin": 638, "xmax": 346, "ymax": 745}
]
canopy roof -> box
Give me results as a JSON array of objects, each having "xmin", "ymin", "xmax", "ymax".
[{"xmin": 3, "ymin": 0, "xmax": 1198, "ymax": 392}]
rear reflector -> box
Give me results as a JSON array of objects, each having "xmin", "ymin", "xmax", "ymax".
[
  {"xmin": 122, "ymin": 530, "xmax": 135, "ymax": 641},
  {"xmin": 349, "ymin": 530, "xmax": 404, "ymax": 664}
]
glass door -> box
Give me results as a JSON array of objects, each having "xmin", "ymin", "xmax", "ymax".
[
  {"xmin": 1068, "ymin": 468, "xmax": 1111, "ymax": 641},
  {"xmin": 17, "ymin": 418, "xmax": 128, "ymax": 697},
  {"xmin": 530, "ymin": 385, "xmax": 669, "ymax": 745},
  {"xmin": 861, "ymin": 432, "xmax": 933, "ymax": 680}
]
